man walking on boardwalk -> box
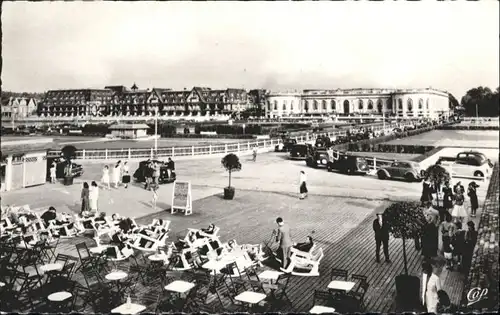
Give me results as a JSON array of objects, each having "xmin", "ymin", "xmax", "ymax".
[
  {"xmin": 373, "ymin": 213, "xmax": 391, "ymax": 263},
  {"xmin": 275, "ymin": 217, "xmax": 293, "ymax": 271}
]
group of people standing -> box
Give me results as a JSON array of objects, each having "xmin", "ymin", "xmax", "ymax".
[
  {"xmin": 421, "ymin": 179, "xmax": 479, "ymax": 222},
  {"xmin": 80, "ymin": 181, "xmax": 100, "ymax": 215},
  {"xmin": 101, "ymin": 160, "xmax": 131, "ymax": 189}
]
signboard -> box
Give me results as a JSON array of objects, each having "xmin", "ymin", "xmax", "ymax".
[{"xmin": 171, "ymin": 181, "xmax": 192, "ymax": 215}]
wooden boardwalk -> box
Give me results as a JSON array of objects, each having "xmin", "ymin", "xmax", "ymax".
[{"xmin": 36, "ymin": 190, "xmax": 467, "ymax": 312}]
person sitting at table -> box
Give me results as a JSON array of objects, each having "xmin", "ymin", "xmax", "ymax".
[
  {"xmin": 196, "ymin": 223, "xmax": 215, "ymax": 238},
  {"xmin": 118, "ymin": 217, "xmax": 136, "ymax": 234},
  {"xmin": 293, "ymin": 236, "xmax": 314, "ymax": 252},
  {"xmin": 41, "ymin": 206, "xmax": 58, "ymax": 226},
  {"xmin": 110, "ymin": 230, "xmax": 133, "ymax": 256},
  {"xmin": 174, "ymin": 231, "xmax": 197, "ymax": 250}
]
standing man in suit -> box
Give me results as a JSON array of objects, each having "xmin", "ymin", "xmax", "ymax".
[
  {"xmin": 167, "ymin": 157, "xmax": 175, "ymax": 179},
  {"xmin": 373, "ymin": 213, "xmax": 391, "ymax": 263},
  {"xmin": 275, "ymin": 217, "xmax": 293, "ymax": 270}
]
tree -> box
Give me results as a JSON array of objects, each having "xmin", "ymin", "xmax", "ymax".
[
  {"xmin": 425, "ymin": 164, "xmax": 450, "ymax": 206},
  {"xmin": 383, "ymin": 201, "xmax": 427, "ymax": 275},
  {"xmin": 221, "ymin": 153, "xmax": 242, "ymax": 189},
  {"xmin": 460, "ymin": 86, "xmax": 499, "ymax": 117},
  {"xmin": 448, "ymin": 93, "xmax": 460, "ymax": 109}
]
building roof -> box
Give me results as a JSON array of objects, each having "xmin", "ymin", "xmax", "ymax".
[{"xmin": 109, "ymin": 123, "xmax": 150, "ymax": 130}]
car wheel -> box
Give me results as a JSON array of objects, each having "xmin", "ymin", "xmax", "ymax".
[
  {"xmin": 377, "ymin": 171, "xmax": 387, "ymax": 180},
  {"xmin": 474, "ymin": 171, "xmax": 484, "ymax": 178},
  {"xmin": 405, "ymin": 173, "xmax": 415, "ymax": 182}
]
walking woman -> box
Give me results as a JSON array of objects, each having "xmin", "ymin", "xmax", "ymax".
[
  {"xmin": 442, "ymin": 181, "xmax": 454, "ymax": 211},
  {"xmin": 81, "ymin": 182, "xmax": 90, "ymax": 214},
  {"xmin": 101, "ymin": 165, "xmax": 110, "ymax": 190},
  {"xmin": 467, "ymin": 181, "xmax": 479, "ymax": 217},
  {"xmin": 299, "ymin": 170, "xmax": 308, "ymax": 200},
  {"xmin": 451, "ymin": 191, "xmax": 468, "ymax": 223},
  {"xmin": 89, "ymin": 181, "xmax": 99, "ymax": 214},
  {"xmin": 112, "ymin": 160, "xmax": 122, "ymax": 188},
  {"xmin": 122, "ymin": 161, "xmax": 130, "ymax": 189},
  {"xmin": 50, "ymin": 162, "xmax": 57, "ymax": 184}
]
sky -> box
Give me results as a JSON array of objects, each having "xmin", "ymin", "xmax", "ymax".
[{"xmin": 2, "ymin": 1, "xmax": 499, "ymax": 99}]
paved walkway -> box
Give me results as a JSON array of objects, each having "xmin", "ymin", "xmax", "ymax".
[{"xmin": 2, "ymin": 153, "xmax": 490, "ymax": 219}]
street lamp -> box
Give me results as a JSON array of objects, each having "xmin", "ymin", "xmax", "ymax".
[{"xmin": 154, "ymin": 106, "xmax": 158, "ymax": 157}]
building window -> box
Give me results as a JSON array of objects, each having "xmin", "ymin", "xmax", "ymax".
[
  {"xmin": 268, "ymin": 101, "xmax": 271, "ymax": 111},
  {"xmin": 274, "ymin": 100, "xmax": 278, "ymax": 110},
  {"xmin": 313, "ymin": 100, "xmax": 318, "ymax": 110},
  {"xmin": 331, "ymin": 100, "xmax": 336, "ymax": 110},
  {"xmin": 426, "ymin": 98, "xmax": 430, "ymax": 109},
  {"xmin": 290, "ymin": 100, "xmax": 294, "ymax": 110},
  {"xmin": 282, "ymin": 100, "xmax": 287, "ymax": 111},
  {"xmin": 367, "ymin": 100, "xmax": 374, "ymax": 110},
  {"xmin": 418, "ymin": 98, "xmax": 424, "ymax": 109},
  {"xmin": 322, "ymin": 100, "xmax": 327, "ymax": 110},
  {"xmin": 358, "ymin": 100, "xmax": 364, "ymax": 110},
  {"xmin": 304, "ymin": 100, "xmax": 309, "ymax": 111},
  {"xmin": 407, "ymin": 98, "xmax": 413, "ymax": 111},
  {"xmin": 387, "ymin": 99, "xmax": 392, "ymax": 109},
  {"xmin": 398, "ymin": 99, "xmax": 403, "ymax": 110},
  {"xmin": 377, "ymin": 100, "xmax": 383, "ymax": 113}
]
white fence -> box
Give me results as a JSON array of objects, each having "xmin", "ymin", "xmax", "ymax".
[{"xmin": 46, "ymin": 122, "xmax": 410, "ymax": 161}]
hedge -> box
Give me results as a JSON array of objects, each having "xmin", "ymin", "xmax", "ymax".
[
  {"xmin": 333, "ymin": 125, "xmax": 439, "ymax": 152},
  {"xmin": 437, "ymin": 125, "xmax": 499, "ymax": 130}
]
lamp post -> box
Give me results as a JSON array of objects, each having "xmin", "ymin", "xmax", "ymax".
[{"xmin": 154, "ymin": 107, "xmax": 158, "ymax": 157}]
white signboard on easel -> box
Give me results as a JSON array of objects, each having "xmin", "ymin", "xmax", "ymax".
[{"xmin": 171, "ymin": 181, "xmax": 192, "ymax": 215}]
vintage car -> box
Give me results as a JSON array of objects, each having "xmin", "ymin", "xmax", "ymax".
[
  {"xmin": 326, "ymin": 154, "xmax": 369, "ymax": 175},
  {"xmin": 46, "ymin": 157, "xmax": 84, "ymax": 179},
  {"xmin": 377, "ymin": 160, "xmax": 424, "ymax": 182},
  {"xmin": 305, "ymin": 149, "xmax": 329, "ymax": 168},
  {"xmin": 289, "ymin": 144, "xmax": 314, "ymax": 160},
  {"xmin": 133, "ymin": 160, "xmax": 176, "ymax": 184},
  {"xmin": 275, "ymin": 138, "xmax": 298, "ymax": 152},
  {"xmin": 436, "ymin": 151, "xmax": 493, "ymax": 178}
]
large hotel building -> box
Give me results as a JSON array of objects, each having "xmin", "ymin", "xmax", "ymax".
[
  {"xmin": 37, "ymin": 85, "xmax": 450, "ymax": 120},
  {"xmin": 265, "ymin": 88, "xmax": 450, "ymax": 120},
  {"xmin": 38, "ymin": 85, "xmax": 249, "ymax": 118}
]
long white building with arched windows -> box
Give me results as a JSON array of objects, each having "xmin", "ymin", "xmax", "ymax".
[{"xmin": 265, "ymin": 88, "xmax": 450, "ymax": 120}]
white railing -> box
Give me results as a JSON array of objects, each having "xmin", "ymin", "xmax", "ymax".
[{"xmin": 47, "ymin": 122, "xmax": 411, "ymax": 161}]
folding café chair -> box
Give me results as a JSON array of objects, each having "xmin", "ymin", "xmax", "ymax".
[{"xmin": 265, "ymin": 272, "xmax": 294, "ymax": 311}]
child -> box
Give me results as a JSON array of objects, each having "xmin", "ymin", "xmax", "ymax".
[{"xmin": 442, "ymin": 229, "xmax": 454, "ymax": 270}]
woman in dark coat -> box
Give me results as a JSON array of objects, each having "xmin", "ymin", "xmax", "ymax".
[
  {"xmin": 81, "ymin": 182, "xmax": 90, "ymax": 213},
  {"xmin": 421, "ymin": 215, "xmax": 439, "ymax": 259},
  {"xmin": 442, "ymin": 181, "xmax": 454, "ymax": 211},
  {"xmin": 467, "ymin": 182, "xmax": 479, "ymax": 217},
  {"xmin": 420, "ymin": 178, "xmax": 433, "ymax": 207}
]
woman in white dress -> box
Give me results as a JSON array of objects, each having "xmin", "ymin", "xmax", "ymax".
[
  {"xmin": 121, "ymin": 161, "xmax": 130, "ymax": 188},
  {"xmin": 89, "ymin": 181, "xmax": 99, "ymax": 213},
  {"xmin": 112, "ymin": 161, "xmax": 122, "ymax": 188},
  {"xmin": 426, "ymin": 258, "xmax": 444, "ymax": 313},
  {"xmin": 451, "ymin": 192, "xmax": 468, "ymax": 222},
  {"xmin": 421, "ymin": 261, "xmax": 433, "ymax": 310},
  {"xmin": 101, "ymin": 165, "xmax": 110, "ymax": 190}
]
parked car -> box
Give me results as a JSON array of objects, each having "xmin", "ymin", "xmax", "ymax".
[
  {"xmin": 306, "ymin": 149, "xmax": 329, "ymax": 168},
  {"xmin": 436, "ymin": 151, "xmax": 493, "ymax": 178},
  {"xmin": 377, "ymin": 160, "xmax": 424, "ymax": 182},
  {"xmin": 133, "ymin": 160, "xmax": 176, "ymax": 184},
  {"xmin": 275, "ymin": 138, "xmax": 298, "ymax": 152},
  {"xmin": 327, "ymin": 154, "xmax": 369, "ymax": 175},
  {"xmin": 289, "ymin": 144, "xmax": 314, "ymax": 160},
  {"xmin": 46, "ymin": 157, "xmax": 84, "ymax": 179}
]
